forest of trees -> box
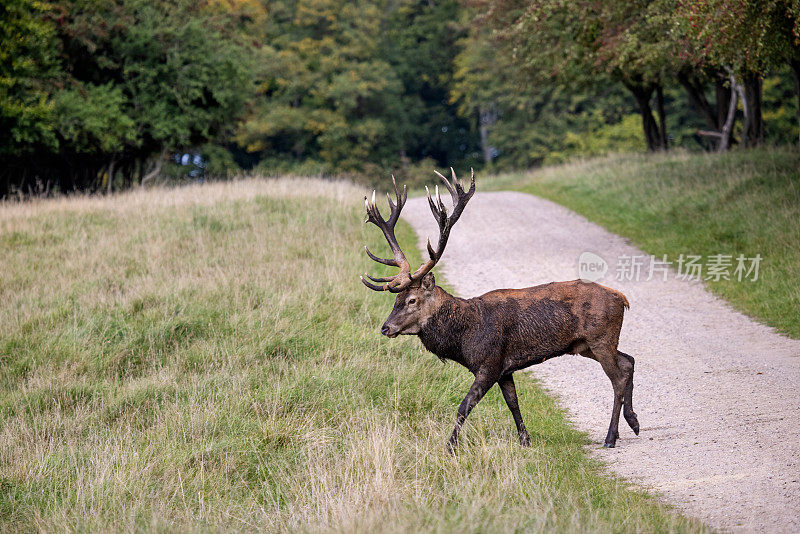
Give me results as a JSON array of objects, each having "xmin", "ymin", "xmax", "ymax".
[{"xmin": 2, "ymin": 0, "xmax": 799, "ymax": 197}]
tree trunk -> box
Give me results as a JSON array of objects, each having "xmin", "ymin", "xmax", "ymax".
[
  {"xmin": 399, "ymin": 149, "xmax": 409, "ymax": 169},
  {"xmin": 655, "ymin": 85, "xmax": 667, "ymax": 150},
  {"xmin": 625, "ymin": 82, "xmax": 655, "ymax": 151},
  {"xmin": 624, "ymin": 82, "xmax": 666, "ymax": 152},
  {"xmin": 718, "ymin": 73, "xmax": 739, "ymax": 153},
  {"xmin": 478, "ymin": 106, "xmax": 499, "ymax": 164},
  {"xmin": 715, "ymin": 75, "xmax": 731, "ymax": 130},
  {"xmin": 134, "ymin": 157, "xmax": 142, "ymax": 186},
  {"xmin": 734, "ymin": 80, "xmax": 749, "ymax": 143},
  {"xmin": 678, "ymin": 70, "xmax": 719, "ymax": 132},
  {"xmin": 141, "ymin": 150, "xmax": 166, "ymax": 186},
  {"xmin": 106, "ymin": 157, "xmax": 116, "ymax": 195},
  {"xmin": 741, "ymin": 73, "xmax": 764, "ymax": 147},
  {"xmin": 789, "ymin": 59, "xmax": 800, "ymax": 148},
  {"xmin": 479, "ymin": 121, "xmax": 491, "ymax": 164}
]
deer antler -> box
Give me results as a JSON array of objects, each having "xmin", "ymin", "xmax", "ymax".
[
  {"xmin": 361, "ymin": 168, "xmax": 475, "ymax": 292},
  {"xmin": 361, "ymin": 176, "xmax": 413, "ymax": 292},
  {"xmin": 412, "ymin": 167, "xmax": 475, "ymax": 281}
]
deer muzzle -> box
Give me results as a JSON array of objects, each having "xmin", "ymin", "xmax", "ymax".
[{"xmin": 381, "ymin": 322, "xmax": 400, "ymax": 338}]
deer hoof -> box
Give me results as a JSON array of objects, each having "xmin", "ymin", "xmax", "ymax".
[
  {"xmin": 603, "ymin": 441, "xmax": 616, "ymax": 448},
  {"xmin": 625, "ymin": 412, "xmax": 640, "ymax": 435}
]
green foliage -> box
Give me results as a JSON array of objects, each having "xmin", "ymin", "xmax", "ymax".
[
  {"xmin": 558, "ymin": 113, "xmax": 645, "ymax": 160},
  {"xmin": 201, "ymin": 144, "xmax": 240, "ymax": 179},
  {"xmin": 3, "ymin": 0, "xmax": 800, "ymax": 194},
  {"xmin": 762, "ymin": 66, "xmax": 800, "ymax": 143},
  {"xmin": 679, "ymin": 0, "xmax": 800, "ymax": 73},
  {"xmin": 0, "ymin": 0, "xmax": 59, "ymax": 153},
  {"xmin": 461, "ymin": 0, "xmax": 800, "ymax": 157},
  {"xmin": 486, "ymin": 89, "xmax": 647, "ymax": 168},
  {"xmin": 55, "ymin": 0, "xmax": 254, "ymax": 152},
  {"xmin": 236, "ymin": 0, "xmax": 406, "ymax": 171},
  {"xmin": 1, "ymin": 0, "xmax": 255, "ymax": 194},
  {"xmin": 452, "ymin": 29, "xmax": 647, "ymax": 168},
  {"xmin": 235, "ymin": 0, "xmax": 481, "ymax": 176},
  {"xmin": 53, "ymin": 82, "xmax": 135, "ymax": 153},
  {"xmin": 117, "ymin": 2, "xmax": 253, "ymax": 149},
  {"xmin": 473, "ymin": 0, "xmax": 683, "ymax": 88},
  {"xmin": 381, "ymin": 0, "xmax": 481, "ymax": 166}
]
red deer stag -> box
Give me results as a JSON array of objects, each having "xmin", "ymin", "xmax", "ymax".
[{"xmin": 360, "ymin": 169, "xmax": 638, "ymax": 450}]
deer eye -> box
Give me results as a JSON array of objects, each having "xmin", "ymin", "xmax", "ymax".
[{"xmin": 407, "ymin": 298, "xmax": 416, "ymax": 305}]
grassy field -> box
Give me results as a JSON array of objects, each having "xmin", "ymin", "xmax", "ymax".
[
  {"xmin": 0, "ymin": 179, "xmax": 707, "ymax": 531},
  {"xmin": 489, "ymin": 148, "xmax": 800, "ymax": 338}
]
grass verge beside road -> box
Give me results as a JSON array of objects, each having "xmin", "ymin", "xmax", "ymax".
[
  {"xmin": 0, "ymin": 178, "xmax": 705, "ymax": 531},
  {"xmin": 489, "ymin": 148, "xmax": 800, "ymax": 338}
]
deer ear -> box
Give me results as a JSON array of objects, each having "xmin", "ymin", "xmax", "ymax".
[{"xmin": 421, "ymin": 273, "xmax": 436, "ymax": 292}]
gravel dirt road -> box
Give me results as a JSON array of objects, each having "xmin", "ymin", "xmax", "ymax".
[{"xmin": 402, "ymin": 190, "xmax": 800, "ymax": 533}]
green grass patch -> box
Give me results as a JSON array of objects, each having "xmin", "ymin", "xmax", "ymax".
[
  {"xmin": 489, "ymin": 148, "xmax": 800, "ymax": 338},
  {"xmin": 0, "ymin": 179, "xmax": 706, "ymax": 531}
]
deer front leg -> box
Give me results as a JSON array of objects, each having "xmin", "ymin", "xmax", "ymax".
[
  {"xmin": 446, "ymin": 370, "xmax": 496, "ymax": 453},
  {"xmin": 499, "ymin": 374, "xmax": 531, "ymax": 447}
]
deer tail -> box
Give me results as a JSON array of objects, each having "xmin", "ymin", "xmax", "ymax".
[{"xmin": 598, "ymin": 283, "xmax": 630, "ymax": 310}]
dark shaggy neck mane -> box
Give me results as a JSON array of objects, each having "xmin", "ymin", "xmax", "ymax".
[{"xmin": 418, "ymin": 287, "xmax": 477, "ymax": 368}]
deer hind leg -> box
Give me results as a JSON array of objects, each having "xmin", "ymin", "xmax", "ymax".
[
  {"xmin": 586, "ymin": 344, "xmax": 627, "ymax": 448},
  {"xmin": 498, "ymin": 374, "xmax": 531, "ymax": 447},
  {"xmin": 617, "ymin": 351, "xmax": 639, "ymax": 435},
  {"xmin": 447, "ymin": 369, "xmax": 496, "ymax": 453}
]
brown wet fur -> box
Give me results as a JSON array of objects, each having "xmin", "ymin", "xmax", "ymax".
[{"xmin": 382, "ymin": 275, "xmax": 638, "ymax": 450}]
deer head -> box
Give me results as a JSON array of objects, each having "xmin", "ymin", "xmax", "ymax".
[{"xmin": 361, "ymin": 168, "xmax": 475, "ymax": 337}]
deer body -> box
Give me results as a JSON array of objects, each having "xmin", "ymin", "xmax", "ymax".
[
  {"xmin": 362, "ymin": 170, "xmax": 639, "ymax": 450},
  {"xmin": 410, "ymin": 281, "xmax": 626, "ymax": 373}
]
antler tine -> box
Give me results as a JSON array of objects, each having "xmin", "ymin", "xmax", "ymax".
[
  {"xmin": 362, "ymin": 176, "xmax": 413, "ymax": 292},
  {"xmin": 364, "ymin": 190, "xmax": 382, "ymax": 223},
  {"xmin": 360, "ymin": 276, "xmax": 382, "ymax": 291},
  {"xmin": 385, "ymin": 175, "xmax": 406, "ymax": 226},
  {"xmin": 364, "ymin": 245, "xmax": 395, "ymax": 266},
  {"xmin": 364, "ymin": 191, "xmax": 393, "ymax": 267},
  {"xmin": 361, "ymin": 275, "xmax": 405, "ymax": 293},
  {"xmin": 425, "ymin": 237, "xmax": 436, "ymax": 260},
  {"xmin": 362, "ymin": 272, "xmax": 400, "ymax": 284},
  {"xmin": 434, "ymin": 168, "xmax": 459, "ymax": 208},
  {"xmin": 450, "ymin": 167, "xmax": 459, "ymax": 188},
  {"xmin": 361, "ymin": 275, "xmax": 399, "ymax": 292},
  {"xmin": 425, "ymin": 185, "xmax": 447, "ymax": 225}
]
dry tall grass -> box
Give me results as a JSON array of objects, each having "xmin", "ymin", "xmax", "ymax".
[{"xmin": 0, "ymin": 177, "xmax": 706, "ymax": 532}]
